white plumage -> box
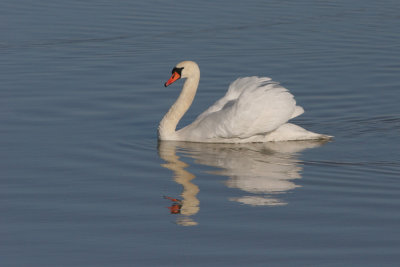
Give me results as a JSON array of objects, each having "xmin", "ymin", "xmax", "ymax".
[{"xmin": 159, "ymin": 61, "xmax": 331, "ymax": 143}]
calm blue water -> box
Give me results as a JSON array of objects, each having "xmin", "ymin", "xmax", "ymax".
[{"xmin": 1, "ymin": 0, "xmax": 400, "ymax": 266}]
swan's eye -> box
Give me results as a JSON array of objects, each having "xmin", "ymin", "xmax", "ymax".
[{"xmin": 172, "ymin": 67, "xmax": 184, "ymax": 76}]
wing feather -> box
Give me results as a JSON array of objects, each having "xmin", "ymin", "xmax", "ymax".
[{"xmin": 178, "ymin": 77, "xmax": 300, "ymax": 140}]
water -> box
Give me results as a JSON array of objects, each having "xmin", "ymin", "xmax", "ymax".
[{"xmin": 1, "ymin": 0, "xmax": 400, "ymax": 265}]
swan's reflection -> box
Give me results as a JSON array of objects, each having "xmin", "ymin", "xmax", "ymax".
[
  {"xmin": 158, "ymin": 142, "xmax": 200, "ymax": 226},
  {"xmin": 158, "ymin": 140, "xmax": 328, "ymax": 226}
]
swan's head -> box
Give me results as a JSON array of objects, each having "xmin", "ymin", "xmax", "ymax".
[{"xmin": 164, "ymin": 61, "xmax": 200, "ymax": 87}]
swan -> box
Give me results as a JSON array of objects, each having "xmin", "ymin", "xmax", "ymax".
[{"xmin": 158, "ymin": 61, "xmax": 331, "ymax": 143}]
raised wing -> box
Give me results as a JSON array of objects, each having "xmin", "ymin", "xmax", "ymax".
[{"xmin": 179, "ymin": 77, "xmax": 302, "ymax": 140}]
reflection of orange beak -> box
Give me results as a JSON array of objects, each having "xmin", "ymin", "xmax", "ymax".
[
  {"xmin": 164, "ymin": 72, "xmax": 181, "ymax": 87},
  {"xmin": 164, "ymin": 196, "xmax": 182, "ymax": 214},
  {"xmin": 168, "ymin": 203, "xmax": 182, "ymax": 214}
]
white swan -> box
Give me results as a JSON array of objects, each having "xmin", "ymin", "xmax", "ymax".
[{"xmin": 159, "ymin": 61, "xmax": 331, "ymax": 143}]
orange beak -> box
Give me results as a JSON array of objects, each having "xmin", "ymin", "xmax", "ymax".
[{"xmin": 164, "ymin": 72, "xmax": 181, "ymax": 87}]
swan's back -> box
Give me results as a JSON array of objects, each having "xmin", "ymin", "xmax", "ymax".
[
  {"xmin": 195, "ymin": 77, "xmax": 273, "ymax": 121},
  {"xmin": 178, "ymin": 77, "xmax": 304, "ymax": 141}
]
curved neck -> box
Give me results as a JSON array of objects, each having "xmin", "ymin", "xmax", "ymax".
[{"xmin": 158, "ymin": 73, "xmax": 200, "ymax": 140}]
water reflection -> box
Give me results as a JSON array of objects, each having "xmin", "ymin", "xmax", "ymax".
[
  {"xmin": 158, "ymin": 142, "xmax": 200, "ymax": 226},
  {"xmin": 158, "ymin": 140, "xmax": 328, "ymax": 226}
]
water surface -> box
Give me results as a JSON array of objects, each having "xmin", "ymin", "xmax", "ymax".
[{"xmin": 1, "ymin": 0, "xmax": 400, "ymax": 266}]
